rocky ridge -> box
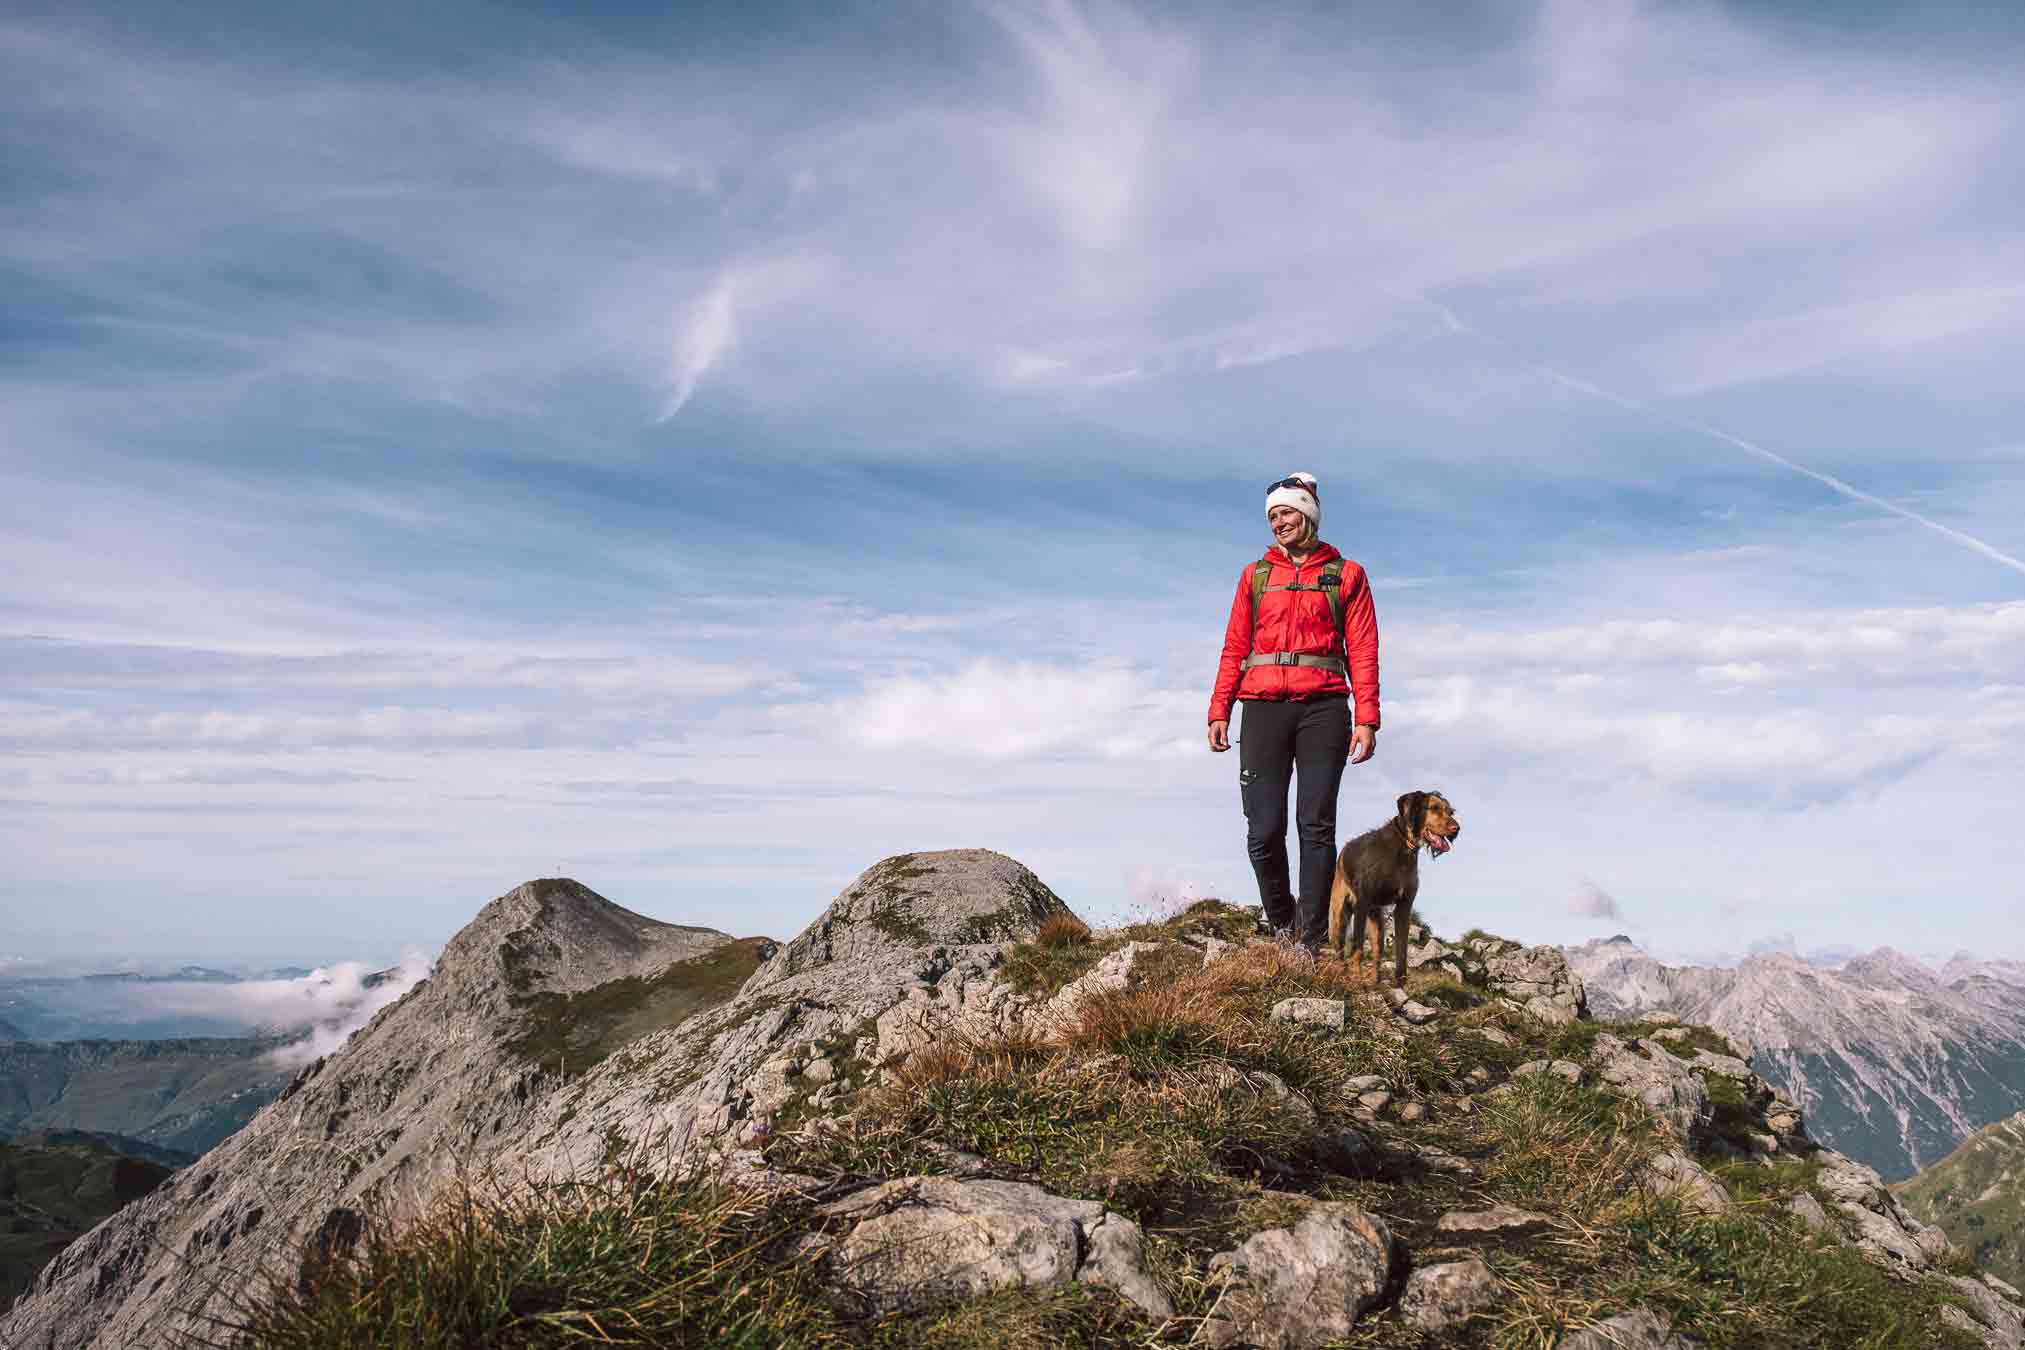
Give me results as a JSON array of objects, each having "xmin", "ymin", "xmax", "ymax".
[
  {"xmin": 1568, "ymin": 935, "xmax": 2025, "ymax": 1181},
  {"xmin": 1, "ymin": 854, "xmax": 2013, "ymax": 1349}
]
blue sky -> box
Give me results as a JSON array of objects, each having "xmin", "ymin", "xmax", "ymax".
[{"xmin": 3, "ymin": 0, "xmax": 2022, "ymax": 969}]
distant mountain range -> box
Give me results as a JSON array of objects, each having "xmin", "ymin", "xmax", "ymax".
[
  {"xmin": 0, "ymin": 1039, "xmax": 294, "ymax": 1157},
  {"xmin": 1567, "ymin": 937, "xmax": 2025, "ymax": 1181}
]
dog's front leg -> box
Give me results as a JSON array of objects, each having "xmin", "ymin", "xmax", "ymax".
[{"xmin": 1392, "ymin": 902, "xmax": 1414, "ymax": 987}]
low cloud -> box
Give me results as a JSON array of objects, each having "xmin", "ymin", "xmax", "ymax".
[
  {"xmin": 264, "ymin": 955, "xmax": 434, "ymax": 1069},
  {"xmin": 1569, "ymin": 878, "xmax": 1624, "ymax": 920}
]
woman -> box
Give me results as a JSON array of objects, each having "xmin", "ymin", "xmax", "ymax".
[{"xmin": 1207, "ymin": 473, "xmax": 1380, "ymax": 949}]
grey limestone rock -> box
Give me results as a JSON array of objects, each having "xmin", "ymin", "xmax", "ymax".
[
  {"xmin": 1514, "ymin": 1058, "xmax": 1583, "ymax": 1083},
  {"xmin": 1559, "ymin": 1307, "xmax": 1702, "ymax": 1349},
  {"xmin": 1269, "ymin": 997, "xmax": 1346, "ymax": 1031},
  {"xmin": 1589, "ymin": 1033, "xmax": 1712, "ymax": 1144},
  {"xmin": 1786, "ymin": 1190, "xmax": 1834, "ymax": 1233},
  {"xmin": 1437, "ymin": 1203, "xmax": 1551, "ymax": 1236},
  {"xmin": 1640, "ymin": 1149, "xmax": 1731, "ymax": 1215},
  {"xmin": 1811, "ymin": 1148, "xmax": 1953, "ymax": 1273},
  {"xmin": 1483, "ymin": 944, "xmax": 1588, "ymax": 1024},
  {"xmin": 1200, "ymin": 1201, "xmax": 1396, "ymax": 1349},
  {"xmin": 818, "ymin": 1176, "xmax": 1172, "ymax": 1319},
  {"xmin": 1944, "ymin": 1274, "xmax": 2025, "ymax": 1349},
  {"xmin": 1040, "ymin": 939, "xmax": 1201, "ymax": 1034},
  {"xmin": 1400, "ymin": 1256, "xmax": 1501, "ymax": 1331}
]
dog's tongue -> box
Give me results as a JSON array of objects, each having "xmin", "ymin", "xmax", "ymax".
[{"xmin": 1429, "ymin": 832, "xmax": 1453, "ymax": 856}]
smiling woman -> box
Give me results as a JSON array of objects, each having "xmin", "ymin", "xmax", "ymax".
[{"xmin": 1206, "ymin": 473, "xmax": 1381, "ymax": 951}]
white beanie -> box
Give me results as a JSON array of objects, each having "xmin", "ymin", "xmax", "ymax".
[{"xmin": 1265, "ymin": 472, "xmax": 1321, "ymax": 532}]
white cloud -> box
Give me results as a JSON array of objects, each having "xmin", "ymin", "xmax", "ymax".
[
  {"xmin": 818, "ymin": 660, "xmax": 1198, "ymax": 759},
  {"xmin": 265, "ymin": 954, "xmax": 434, "ymax": 1068},
  {"xmin": 1569, "ymin": 877, "xmax": 1624, "ymax": 920}
]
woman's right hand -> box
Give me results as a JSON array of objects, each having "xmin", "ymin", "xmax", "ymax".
[{"xmin": 1207, "ymin": 720, "xmax": 1231, "ymax": 752}]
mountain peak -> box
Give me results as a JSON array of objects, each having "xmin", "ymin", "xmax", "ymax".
[
  {"xmin": 748, "ymin": 849, "xmax": 1070, "ymax": 991},
  {"xmin": 445, "ymin": 877, "xmax": 734, "ymax": 1002}
]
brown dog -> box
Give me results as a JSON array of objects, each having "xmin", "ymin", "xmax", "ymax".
[{"xmin": 1326, "ymin": 791, "xmax": 1461, "ymax": 986}]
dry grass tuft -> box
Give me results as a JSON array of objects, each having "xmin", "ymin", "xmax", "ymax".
[
  {"xmin": 1064, "ymin": 981, "xmax": 1244, "ymax": 1065},
  {"xmin": 1034, "ymin": 914, "xmax": 1093, "ymax": 948}
]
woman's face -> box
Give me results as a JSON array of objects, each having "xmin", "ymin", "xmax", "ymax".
[{"xmin": 1268, "ymin": 504, "xmax": 1313, "ymax": 552}]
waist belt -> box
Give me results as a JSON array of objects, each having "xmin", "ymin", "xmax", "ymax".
[{"xmin": 1241, "ymin": 652, "xmax": 1348, "ymax": 676}]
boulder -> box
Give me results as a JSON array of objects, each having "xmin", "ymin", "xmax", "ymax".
[
  {"xmin": 1201, "ymin": 1202, "xmax": 1395, "ymax": 1348},
  {"xmin": 1589, "ymin": 1034, "xmax": 1712, "ymax": 1144},
  {"xmin": 819, "ymin": 1177, "xmax": 1172, "ymax": 1319},
  {"xmin": 1400, "ymin": 1256, "xmax": 1500, "ymax": 1331}
]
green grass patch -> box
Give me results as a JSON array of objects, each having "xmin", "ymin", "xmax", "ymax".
[
  {"xmin": 1404, "ymin": 973, "xmax": 1487, "ymax": 1010},
  {"xmin": 503, "ymin": 938, "xmax": 772, "ymax": 1077},
  {"xmin": 1699, "ymin": 1071, "xmax": 1761, "ymax": 1151},
  {"xmin": 215, "ymin": 1171, "xmax": 843, "ymax": 1349},
  {"xmin": 1604, "ymin": 1204, "xmax": 1984, "ymax": 1350},
  {"xmin": 1470, "ymin": 1074, "xmax": 1659, "ymax": 1223},
  {"xmin": 995, "ymin": 934, "xmax": 1124, "ymax": 996}
]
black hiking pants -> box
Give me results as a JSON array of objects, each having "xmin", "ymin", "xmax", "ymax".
[{"xmin": 1238, "ymin": 695, "xmax": 1350, "ymax": 946}]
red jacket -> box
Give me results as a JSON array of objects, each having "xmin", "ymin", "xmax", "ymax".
[{"xmin": 1208, "ymin": 542, "xmax": 1380, "ymax": 727}]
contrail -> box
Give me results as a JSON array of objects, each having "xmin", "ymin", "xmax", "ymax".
[{"xmin": 1417, "ymin": 296, "xmax": 2025, "ymax": 578}]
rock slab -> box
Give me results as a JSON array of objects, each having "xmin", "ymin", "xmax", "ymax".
[
  {"xmin": 819, "ymin": 1177, "xmax": 1173, "ymax": 1318},
  {"xmin": 1201, "ymin": 1202, "xmax": 1395, "ymax": 1348}
]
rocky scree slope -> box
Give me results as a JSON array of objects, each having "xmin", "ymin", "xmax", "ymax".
[
  {"xmin": 1568, "ymin": 936, "xmax": 2025, "ymax": 1181},
  {"xmin": 4, "ymin": 853, "xmax": 2019, "ymax": 1349},
  {"xmin": 1898, "ymin": 1109, "xmax": 2025, "ymax": 1293}
]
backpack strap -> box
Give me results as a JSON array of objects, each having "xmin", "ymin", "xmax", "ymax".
[
  {"xmin": 1319, "ymin": 558, "xmax": 1346, "ymax": 633},
  {"xmin": 1242, "ymin": 557, "xmax": 1352, "ymax": 676}
]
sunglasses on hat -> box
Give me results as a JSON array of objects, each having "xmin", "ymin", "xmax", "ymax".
[{"xmin": 1266, "ymin": 477, "xmax": 1317, "ymax": 496}]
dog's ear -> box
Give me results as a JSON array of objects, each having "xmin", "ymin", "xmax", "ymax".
[{"xmin": 1396, "ymin": 791, "xmax": 1428, "ymax": 845}]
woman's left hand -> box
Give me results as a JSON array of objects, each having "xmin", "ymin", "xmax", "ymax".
[{"xmin": 1348, "ymin": 725, "xmax": 1377, "ymax": 764}]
